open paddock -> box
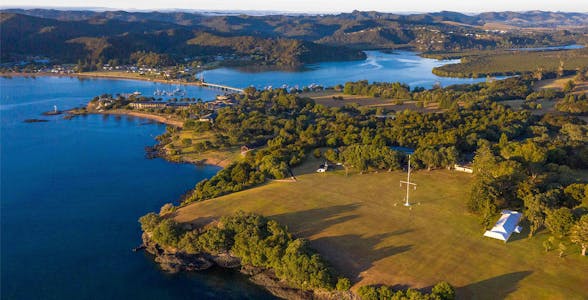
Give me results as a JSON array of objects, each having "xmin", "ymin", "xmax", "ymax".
[{"xmin": 173, "ymin": 170, "xmax": 588, "ymax": 299}]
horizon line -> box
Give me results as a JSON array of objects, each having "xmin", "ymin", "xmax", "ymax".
[{"xmin": 1, "ymin": 6, "xmax": 587, "ymax": 15}]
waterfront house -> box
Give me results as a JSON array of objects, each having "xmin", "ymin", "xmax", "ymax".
[{"xmin": 129, "ymin": 102, "xmax": 167, "ymax": 109}]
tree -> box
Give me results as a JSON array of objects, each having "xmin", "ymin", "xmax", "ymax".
[
  {"xmin": 545, "ymin": 208, "xmax": 574, "ymax": 238},
  {"xmin": 313, "ymin": 148, "xmax": 322, "ymax": 158},
  {"xmin": 557, "ymin": 60, "xmax": 565, "ymax": 78},
  {"xmin": 336, "ymin": 278, "xmax": 351, "ymax": 291},
  {"xmin": 558, "ymin": 242, "xmax": 567, "ymax": 258},
  {"xmin": 543, "ymin": 236, "xmax": 555, "ymax": 252},
  {"xmin": 159, "ymin": 203, "xmax": 176, "ymax": 215},
  {"xmin": 151, "ymin": 219, "xmax": 183, "ymax": 247},
  {"xmin": 524, "ymin": 193, "xmax": 545, "ymax": 237},
  {"xmin": 432, "ymin": 281, "xmax": 456, "ymax": 300},
  {"xmin": 570, "ymin": 215, "xmax": 588, "ymax": 256},
  {"xmin": 563, "ymin": 183, "xmax": 587, "ymax": 207},
  {"xmin": 139, "ymin": 213, "xmax": 162, "ymax": 232},
  {"xmin": 533, "ymin": 67, "xmax": 544, "ymax": 81},
  {"xmin": 563, "ymin": 80, "xmax": 575, "ymax": 93}
]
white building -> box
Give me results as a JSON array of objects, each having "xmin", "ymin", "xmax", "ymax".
[
  {"xmin": 483, "ymin": 210, "xmax": 523, "ymax": 242},
  {"xmin": 316, "ymin": 161, "xmax": 329, "ymax": 173},
  {"xmin": 453, "ymin": 164, "xmax": 473, "ymax": 173}
]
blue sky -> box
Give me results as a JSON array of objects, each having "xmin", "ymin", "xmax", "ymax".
[{"xmin": 5, "ymin": 0, "xmax": 588, "ymax": 12}]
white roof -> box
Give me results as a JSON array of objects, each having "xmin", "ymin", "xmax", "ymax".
[{"xmin": 483, "ymin": 210, "xmax": 522, "ymax": 242}]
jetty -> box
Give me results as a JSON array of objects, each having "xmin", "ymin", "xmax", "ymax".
[{"xmin": 198, "ymin": 82, "xmax": 244, "ymax": 94}]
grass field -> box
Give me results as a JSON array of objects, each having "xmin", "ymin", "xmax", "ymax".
[
  {"xmin": 173, "ymin": 168, "xmax": 588, "ymax": 299},
  {"xmin": 301, "ymin": 91, "xmax": 442, "ymax": 112},
  {"xmin": 164, "ymin": 131, "xmax": 242, "ymax": 167},
  {"xmin": 536, "ymin": 76, "xmax": 588, "ymax": 95},
  {"xmin": 432, "ymin": 48, "xmax": 588, "ymax": 78}
]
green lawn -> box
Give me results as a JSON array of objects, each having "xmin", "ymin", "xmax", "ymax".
[{"xmin": 173, "ymin": 169, "xmax": 588, "ymax": 299}]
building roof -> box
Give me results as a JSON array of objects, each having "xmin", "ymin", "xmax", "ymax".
[{"xmin": 483, "ymin": 210, "xmax": 522, "ymax": 242}]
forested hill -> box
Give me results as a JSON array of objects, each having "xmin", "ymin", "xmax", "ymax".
[
  {"xmin": 0, "ymin": 13, "xmax": 365, "ymax": 66},
  {"xmin": 2, "ymin": 9, "xmax": 587, "ymax": 65}
]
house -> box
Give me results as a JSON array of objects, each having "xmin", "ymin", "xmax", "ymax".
[
  {"xmin": 453, "ymin": 164, "xmax": 473, "ymax": 173},
  {"xmin": 129, "ymin": 102, "xmax": 167, "ymax": 109},
  {"xmin": 316, "ymin": 161, "xmax": 329, "ymax": 173},
  {"xmin": 483, "ymin": 210, "xmax": 523, "ymax": 242},
  {"xmin": 198, "ymin": 112, "xmax": 217, "ymax": 123}
]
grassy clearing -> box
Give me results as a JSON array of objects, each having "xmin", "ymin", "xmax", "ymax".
[
  {"xmin": 500, "ymin": 99, "xmax": 557, "ymax": 115},
  {"xmin": 432, "ymin": 48, "xmax": 588, "ymax": 78},
  {"xmin": 536, "ymin": 77, "xmax": 588, "ymax": 95},
  {"xmin": 164, "ymin": 131, "xmax": 242, "ymax": 167},
  {"xmin": 301, "ymin": 91, "xmax": 441, "ymax": 112},
  {"xmin": 173, "ymin": 170, "xmax": 588, "ymax": 299}
]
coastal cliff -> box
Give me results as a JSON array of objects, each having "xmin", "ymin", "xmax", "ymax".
[{"xmin": 141, "ymin": 232, "xmax": 345, "ymax": 300}]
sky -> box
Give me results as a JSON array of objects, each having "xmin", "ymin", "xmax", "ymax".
[{"xmin": 5, "ymin": 0, "xmax": 588, "ymax": 13}]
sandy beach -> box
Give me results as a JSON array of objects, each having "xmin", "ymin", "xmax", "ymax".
[
  {"xmin": 2, "ymin": 71, "xmax": 205, "ymax": 87},
  {"xmin": 94, "ymin": 109, "xmax": 185, "ymax": 127}
]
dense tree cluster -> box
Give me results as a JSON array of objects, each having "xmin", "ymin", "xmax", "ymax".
[
  {"xmin": 343, "ymin": 77, "xmax": 535, "ymax": 104},
  {"xmin": 357, "ymin": 281, "xmax": 455, "ymax": 300},
  {"xmin": 555, "ymin": 93, "xmax": 588, "ymax": 114},
  {"xmin": 467, "ymin": 119, "xmax": 588, "ymax": 254},
  {"xmin": 153, "ymin": 81, "xmax": 547, "ymax": 204},
  {"xmin": 343, "ymin": 81, "xmax": 411, "ymax": 99},
  {"xmin": 130, "ymin": 51, "xmax": 175, "ymax": 67},
  {"xmin": 139, "ymin": 211, "xmax": 340, "ymax": 290}
]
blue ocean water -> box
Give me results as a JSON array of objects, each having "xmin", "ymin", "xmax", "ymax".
[
  {"xmin": 200, "ymin": 50, "xmax": 492, "ymax": 89},
  {"xmin": 0, "ymin": 77, "xmax": 275, "ymax": 299}
]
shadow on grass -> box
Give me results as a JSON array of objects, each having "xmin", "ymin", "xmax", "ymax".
[
  {"xmin": 270, "ymin": 203, "xmax": 414, "ymax": 281},
  {"xmin": 270, "ymin": 203, "xmax": 362, "ymax": 237},
  {"xmin": 312, "ymin": 233, "xmax": 412, "ymax": 282},
  {"xmin": 456, "ymin": 271, "xmax": 533, "ymax": 300},
  {"xmin": 172, "ymin": 215, "xmax": 217, "ymax": 229}
]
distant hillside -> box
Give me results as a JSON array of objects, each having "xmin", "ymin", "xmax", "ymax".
[
  {"xmin": 2, "ymin": 9, "xmax": 586, "ymax": 65},
  {"xmin": 0, "ymin": 13, "xmax": 365, "ymax": 66},
  {"xmin": 5, "ymin": 9, "xmax": 588, "ymax": 29}
]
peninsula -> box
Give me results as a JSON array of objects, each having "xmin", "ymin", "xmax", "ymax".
[{"xmin": 71, "ymin": 71, "xmax": 588, "ymax": 298}]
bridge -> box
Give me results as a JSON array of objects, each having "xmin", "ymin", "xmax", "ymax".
[{"xmin": 198, "ymin": 82, "xmax": 245, "ymax": 94}]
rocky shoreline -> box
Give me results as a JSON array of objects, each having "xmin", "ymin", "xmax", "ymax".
[{"xmin": 140, "ymin": 233, "xmax": 346, "ymax": 300}]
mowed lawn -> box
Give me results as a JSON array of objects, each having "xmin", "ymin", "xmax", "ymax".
[{"xmin": 173, "ymin": 170, "xmax": 588, "ymax": 299}]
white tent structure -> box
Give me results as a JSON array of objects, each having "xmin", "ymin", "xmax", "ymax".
[{"xmin": 483, "ymin": 210, "xmax": 523, "ymax": 242}]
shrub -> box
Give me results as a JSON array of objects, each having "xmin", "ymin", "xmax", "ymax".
[
  {"xmin": 139, "ymin": 213, "xmax": 162, "ymax": 232},
  {"xmin": 545, "ymin": 208, "xmax": 575, "ymax": 238},
  {"xmin": 336, "ymin": 278, "xmax": 352, "ymax": 291},
  {"xmin": 159, "ymin": 203, "xmax": 176, "ymax": 215},
  {"xmin": 151, "ymin": 219, "xmax": 184, "ymax": 247},
  {"xmin": 432, "ymin": 281, "xmax": 456, "ymax": 300}
]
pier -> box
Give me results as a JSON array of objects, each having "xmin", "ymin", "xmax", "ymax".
[{"xmin": 198, "ymin": 82, "xmax": 244, "ymax": 94}]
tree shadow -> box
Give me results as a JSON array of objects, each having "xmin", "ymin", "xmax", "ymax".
[
  {"xmin": 173, "ymin": 215, "xmax": 217, "ymax": 229},
  {"xmin": 270, "ymin": 203, "xmax": 362, "ymax": 237},
  {"xmin": 270, "ymin": 203, "xmax": 414, "ymax": 281},
  {"xmin": 311, "ymin": 233, "xmax": 412, "ymax": 282},
  {"xmin": 456, "ymin": 271, "xmax": 533, "ymax": 299}
]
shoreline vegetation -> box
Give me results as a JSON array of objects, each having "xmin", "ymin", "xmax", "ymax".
[
  {"xmin": 2, "ymin": 71, "xmax": 211, "ymax": 87},
  {"xmin": 139, "ymin": 210, "xmax": 455, "ymax": 300}
]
